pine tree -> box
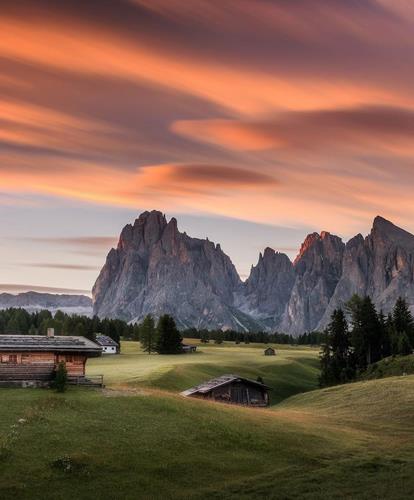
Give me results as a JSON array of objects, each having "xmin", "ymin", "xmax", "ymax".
[
  {"xmin": 392, "ymin": 297, "xmax": 414, "ymax": 348},
  {"xmin": 348, "ymin": 296, "xmax": 381, "ymax": 371},
  {"xmin": 319, "ymin": 309, "xmax": 353, "ymax": 386},
  {"xmin": 156, "ymin": 315, "xmax": 182, "ymax": 354},
  {"xmin": 397, "ymin": 332, "xmax": 412, "ymax": 356},
  {"xmin": 140, "ymin": 315, "xmax": 157, "ymax": 354}
]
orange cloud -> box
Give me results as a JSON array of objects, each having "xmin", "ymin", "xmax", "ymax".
[
  {"xmin": 172, "ymin": 106, "xmax": 414, "ymax": 155},
  {"xmin": 0, "ymin": 12, "xmax": 410, "ymax": 116}
]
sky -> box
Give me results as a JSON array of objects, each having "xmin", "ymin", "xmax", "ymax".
[{"xmin": 1, "ymin": 0, "xmax": 414, "ymax": 295}]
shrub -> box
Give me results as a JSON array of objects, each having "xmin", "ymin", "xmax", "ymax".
[{"xmin": 53, "ymin": 361, "xmax": 68, "ymax": 393}]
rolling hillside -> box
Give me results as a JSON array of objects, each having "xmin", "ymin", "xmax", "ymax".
[{"xmin": 0, "ymin": 342, "xmax": 413, "ymax": 499}]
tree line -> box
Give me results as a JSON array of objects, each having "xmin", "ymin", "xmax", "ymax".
[
  {"xmin": 0, "ymin": 308, "xmax": 134, "ymax": 345},
  {"xmin": 320, "ymin": 295, "xmax": 414, "ymax": 386},
  {"xmin": 179, "ymin": 327, "xmax": 325, "ymax": 346}
]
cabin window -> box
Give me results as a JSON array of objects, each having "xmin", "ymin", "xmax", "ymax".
[
  {"xmin": 6, "ymin": 355, "xmax": 18, "ymax": 364},
  {"xmin": 65, "ymin": 355, "xmax": 73, "ymax": 363}
]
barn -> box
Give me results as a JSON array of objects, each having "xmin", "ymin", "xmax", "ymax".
[
  {"xmin": 264, "ymin": 347, "xmax": 276, "ymax": 356},
  {"xmin": 181, "ymin": 374, "xmax": 270, "ymax": 406},
  {"xmin": 95, "ymin": 335, "xmax": 119, "ymax": 354},
  {"xmin": 0, "ymin": 329, "xmax": 102, "ymax": 387}
]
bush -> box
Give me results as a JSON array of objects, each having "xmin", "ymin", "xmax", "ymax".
[{"xmin": 53, "ymin": 361, "xmax": 68, "ymax": 393}]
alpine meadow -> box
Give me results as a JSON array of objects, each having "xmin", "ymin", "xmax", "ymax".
[{"xmin": 1, "ymin": 1, "xmax": 414, "ymax": 499}]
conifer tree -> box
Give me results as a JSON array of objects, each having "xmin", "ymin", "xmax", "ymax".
[
  {"xmin": 140, "ymin": 315, "xmax": 157, "ymax": 354},
  {"xmin": 392, "ymin": 297, "xmax": 414, "ymax": 348},
  {"xmin": 156, "ymin": 315, "xmax": 182, "ymax": 354},
  {"xmin": 348, "ymin": 296, "xmax": 381, "ymax": 370},
  {"xmin": 319, "ymin": 309, "xmax": 353, "ymax": 386}
]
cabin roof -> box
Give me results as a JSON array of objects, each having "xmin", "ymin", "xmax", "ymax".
[
  {"xmin": 181, "ymin": 373, "xmax": 270, "ymax": 396},
  {"xmin": 0, "ymin": 335, "xmax": 102, "ymax": 355},
  {"xmin": 95, "ymin": 335, "xmax": 119, "ymax": 347}
]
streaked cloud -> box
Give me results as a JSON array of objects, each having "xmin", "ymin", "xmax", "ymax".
[
  {"xmin": 2, "ymin": 0, "xmax": 414, "ymax": 291},
  {"xmin": 21, "ymin": 263, "xmax": 101, "ymax": 271},
  {"xmin": 0, "ymin": 284, "xmax": 90, "ymax": 295},
  {"xmin": 20, "ymin": 236, "xmax": 119, "ymax": 252}
]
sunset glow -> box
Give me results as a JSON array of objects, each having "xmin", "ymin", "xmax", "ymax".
[{"xmin": 2, "ymin": 0, "xmax": 414, "ymax": 293}]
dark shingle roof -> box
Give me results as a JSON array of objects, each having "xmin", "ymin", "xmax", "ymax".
[
  {"xmin": 181, "ymin": 374, "xmax": 270, "ymax": 396},
  {"xmin": 95, "ymin": 335, "xmax": 119, "ymax": 347},
  {"xmin": 0, "ymin": 335, "xmax": 102, "ymax": 355}
]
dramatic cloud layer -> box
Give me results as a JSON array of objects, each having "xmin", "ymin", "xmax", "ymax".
[{"xmin": 2, "ymin": 0, "xmax": 414, "ymax": 291}]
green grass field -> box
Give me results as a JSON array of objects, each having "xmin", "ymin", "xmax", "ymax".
[
  {"xmin": 0, "ymin": 341, "xmax": 413, "ymax": 499},
  {"xmin": 87, "ymin": 340, "xmax": 320, "ymax": 404}
]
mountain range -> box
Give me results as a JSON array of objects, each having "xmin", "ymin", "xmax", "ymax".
[
  {"xmin": 0, "ymin": 292, "xmax": 93, "ymax": 316},
  {"xmin": 92, "ymin": 211, "xmax": 414, "ymax": 335}
]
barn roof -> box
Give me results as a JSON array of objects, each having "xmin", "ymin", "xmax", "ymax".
[
  {"xmin": 95, "ymin": 335, "xmax": 119, "ymax": 347},
  {"xmin": 181, "ymin": 374, "xmax": 270, "ymax": 396},
  {"xmin": 0, "ymin": 335, "xmax": 102, "ymax": 355}
]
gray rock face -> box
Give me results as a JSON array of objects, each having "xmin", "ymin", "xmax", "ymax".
[
  {"xmin": 235, "ymin": 248, "xmax": 294, "ymax": 328},
  {"xmin": 93, "ymin": 211, "xmax": 245, "ymax": 330},
  {"xmin": 93, "ymin": 212, "xmax": 414, "ymax": 335},
  {"xmin": 317, "ymin": 216, "xmax": 414, "ymax": 329},
  {"xmin": 280, "ymin": 231, "xmax": 345, "ymax": 335}
]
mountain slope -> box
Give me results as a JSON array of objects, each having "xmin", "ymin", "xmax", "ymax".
[
  {"xmin": 93, "ymin": 211, "xmax": 414, "ymax": 334},
  {"xmin": 318, "ymin": 216, "xmax": 414, "ymax": 329},
  {"xmin": 93, "ymin": 211, "xmax": 252, "ymax": 330}
]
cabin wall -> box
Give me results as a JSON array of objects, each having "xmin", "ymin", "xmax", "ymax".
[
  {"xmin": 0, "ymin": 352, "xmax": 87, "ymax": 377},
  {"xmin": 208, "ymin": 382, "xmax": 269, "ymax": 406}
]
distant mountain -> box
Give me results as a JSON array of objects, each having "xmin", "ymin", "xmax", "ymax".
[
  {"xmin": 0, "ymin": 292, "xmax": 93, "ymax": 316},
  {"xmin": 93, "ymin": 210, "xmax": 414, "ymax": 335},
  {"xmin": 93, "ymin": 211, "xmax": 248, "ymax": 330}
]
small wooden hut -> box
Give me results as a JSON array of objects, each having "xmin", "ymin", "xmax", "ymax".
[
  {"xmin": 264, "ymin": 347, "xmax": 276, "ymax": 356},
  {"xmin": 182, "ymin": 344, "xmax": 197, "ymax": 353},
  {"xmin": 181, "ymin": 374, "xmax": 270, "ymax": 406}
]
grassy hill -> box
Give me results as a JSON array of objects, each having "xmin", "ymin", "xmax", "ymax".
[
  {"xmin": 86, "ymin": 340, "xmax": 320, "ymax": 404},
  {"xmin": 0, "ymin": 342, "xmax": 413, "ymax": 499},
  {"xmin": 360, "ymin": 354, "xmax": 414, "ymax": 380}
]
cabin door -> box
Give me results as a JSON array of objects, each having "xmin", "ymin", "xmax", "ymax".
[{"xmin": 230, "ymin": 384, "xmax": 248, "ymax": 404}]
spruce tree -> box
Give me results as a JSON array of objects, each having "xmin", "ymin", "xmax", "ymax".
[
  {"xmin": 397, "ymin": 332, "xmax": 412, "ymax": 356},
  {"xmin": 156, "ymin": 315, "xmax": 182, "ymax": 354},
  {"xmin": 319, "ymin": 309, "xmax": 353, "ymax": 386},
  {"xmin": 140, "ymin": 315, "xmax": 157, "ymax": 354},
  {"xmin": 348, "ymin": 296, "xmax": 381, "ymax": 370},
  {"xmin": 392, "ymin": 297, "xmax": 414, "ymax": 348}
]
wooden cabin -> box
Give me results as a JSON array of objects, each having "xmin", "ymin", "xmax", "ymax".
[
  {"xmin": 181, "ymin": 374, "xmax": 270, "ymax": 407},
  {"xmin": 264, "ymin": 347, "xmax": 276, "ymax": 356},
  {"xmin": 0, "ymin": 330, "xmax": 102, "ymax": 386},
  {"xmin": 181, "ymin": 344, "xmax": 197, "ymax": 353},
  {"xmin": 95, "ymin": 335, "xmax": 119, "ymax": 354}
]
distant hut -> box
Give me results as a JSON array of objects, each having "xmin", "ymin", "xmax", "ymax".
[
  {"xmin": 264, "ymin": 347, "xmax": 276, "ymax": 356},
  {"xmin": 95, "ymin": 335, "xmax": 119, "ymax": 354},
  {"xmin": 181, "ymin": 374, "xmax": 270, "ymax": 406},
  {"xmin": 181, "ymin": 344, "xmax": 197, "ymax": 353}
]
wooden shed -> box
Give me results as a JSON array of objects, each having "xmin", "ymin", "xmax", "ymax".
[
  {"xmin": 182, "ymin": 344, "xmax": 197, "ymax": 353},
  {"xmin": 0, "ymin": 331, "xmax": 102, "ymax": 386},
  {"xmin": 264, "ymin": 347, "xmax": 276, "ymax": 356},
  {"xmin": 181, "ymin": 374, "xmax": 270, "ymax": 407}
]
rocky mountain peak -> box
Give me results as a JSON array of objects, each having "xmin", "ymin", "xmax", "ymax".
[
  {"xmin": 93, "ymin": 210, "xmax": 244, "ymax": 330},
  {"xmin": 93, "ymin": 212, "xmax": 414, "ymax": 335},
  {"xmin": 371, "ymin": 215, "xmax": 414, "ymax": 247}
]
